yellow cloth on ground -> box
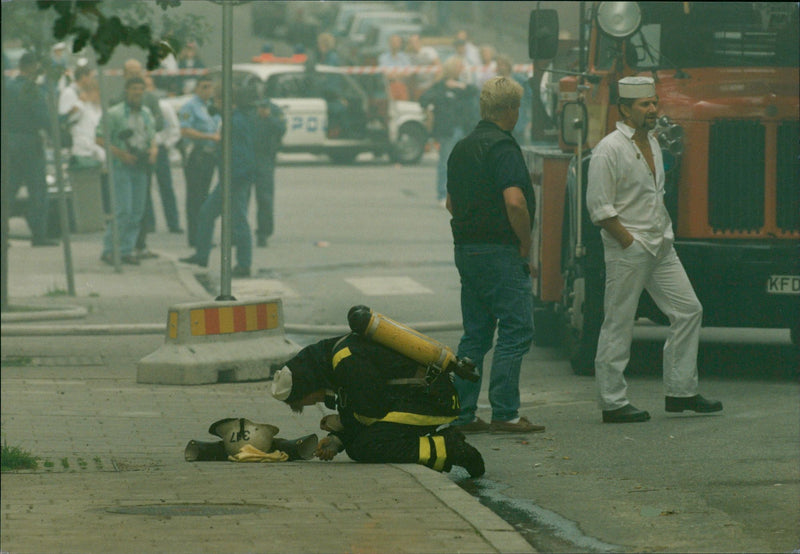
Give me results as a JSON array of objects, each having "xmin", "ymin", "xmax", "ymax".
[{"xmin": 228, "ymin": 444, "xmax": 289, "ymax": 463}]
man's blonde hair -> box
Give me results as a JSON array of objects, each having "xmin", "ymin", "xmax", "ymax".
[
  {"xmin": 480, "ymin": 76, "xmax": 523, "ymax": 121},
  {"xmin": 441, "ymin": 55, "xmax": 464, "ymax": 80}
]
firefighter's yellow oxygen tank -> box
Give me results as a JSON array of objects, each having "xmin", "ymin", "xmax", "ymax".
[{"xmin": 347, "ymin": 305, "xmax": 479, "ymax": 382}]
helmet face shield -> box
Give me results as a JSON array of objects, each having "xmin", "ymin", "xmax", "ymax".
[{"xmin": 208, "ymin": 418, "xmax": 279, "ymax": 456}]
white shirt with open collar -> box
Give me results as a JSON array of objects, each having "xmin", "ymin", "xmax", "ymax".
[{"xmin": 587, "ymin": 121, "xmax": 673, "ymax": 256}]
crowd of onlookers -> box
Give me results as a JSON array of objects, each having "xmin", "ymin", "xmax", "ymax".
[
  {"xmin": 4, "ymin": 39, "xmax": 286, "ymax": 276},
  {"xmin": 269, "ymin": 23, "xmax": 534, "ymax": 205},
  {"xmin": 286, "ymin": 26, "xmax": 533, "ymax": 144},
  {"xmin": 5, "ymin": 3, "xmax": 536, "ymax": 264}
]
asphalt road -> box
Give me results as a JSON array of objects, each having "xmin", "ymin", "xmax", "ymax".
[
  {"xmin": 6, "ymin": 150, "xmax": 798, "ymax": 552},
  {"xmin": 205, "ymin": 153, "xmax": 798, "ymax": 552}
]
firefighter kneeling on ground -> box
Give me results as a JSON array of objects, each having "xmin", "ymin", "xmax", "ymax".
[{"xmin": 270, "ymin": 328, "xmax": 486, "ymax": 478}]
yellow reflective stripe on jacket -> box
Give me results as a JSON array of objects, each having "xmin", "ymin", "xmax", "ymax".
[
  {"xmin": 354, "ymin": 412, "xmax": 456, "ymax": 426},
  {"xmin": 332, "ymin": 347, "xmax": 351, "ymax": 370}
]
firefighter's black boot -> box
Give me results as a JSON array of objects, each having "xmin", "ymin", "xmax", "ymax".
[
  {"xmin": 272, "ymin": 434, "xmax": 319, "ymax": 461},
  {"xmin": 440, "ymin": 427, "xmax": 485, "ymax": 478},
  {"xmin": 184, "ymin": 440, "xmax": 228, "ymax": 462}
]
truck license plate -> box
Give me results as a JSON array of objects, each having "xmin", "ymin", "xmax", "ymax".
[{"xmin": 766, "ymin": 275, "xmax": 800, "ymax": 294}]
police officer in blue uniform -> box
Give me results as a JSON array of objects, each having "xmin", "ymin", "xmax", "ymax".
[
  {"xmin": 253, "ymin": 97, "xmax": 286, "ymax": 247},
  {"xmin": 6, "ymin": 52, "xmax": 57, "ymax": 246},
  {"xmin": 179, "ymin": 74, "xmax": 220, "ymax": 247},
  {"xmin": 179, "ymin": 85, "xmax": 258, "ymax": 277}
]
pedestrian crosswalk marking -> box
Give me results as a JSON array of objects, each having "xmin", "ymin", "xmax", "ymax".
[
  {"xmin": 345, "ymin": 276, "xmax": 433, "ymax": 296},
  {"xmin": 232, "ymin": 279, "xmax": 298, "ymax": 298}
]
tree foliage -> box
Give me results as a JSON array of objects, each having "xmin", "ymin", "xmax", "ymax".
[{"xmin": 3, "ymin": 1, "xmax": 210, "ymax": 68}]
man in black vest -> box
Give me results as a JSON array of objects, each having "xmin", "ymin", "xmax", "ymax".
[{"xmin": 446, "ymin": 76, "xmax": 544, "ymax": 434}]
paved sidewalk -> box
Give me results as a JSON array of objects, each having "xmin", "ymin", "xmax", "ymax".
[{"xmin": 1, "ymin": 232, "xmax": 534, "ymax": 554}]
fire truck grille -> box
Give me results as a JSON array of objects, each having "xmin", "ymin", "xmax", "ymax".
[
  {"xmin": 776, "ymin": 121, "xmax": 800, "ymax": 233},
  {"xmin": 708, "ymin": 120, "xmax": 765, "ymax": 232}
]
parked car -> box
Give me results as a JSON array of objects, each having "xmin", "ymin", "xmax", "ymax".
[{"xmin": 166, "ymin": 63, "xmax": 428, "ymax": 164}]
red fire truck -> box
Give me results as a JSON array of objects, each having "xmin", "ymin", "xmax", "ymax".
[{"xmin": 524, "ymin": 2, "xmax": 799, "ymax": 373}]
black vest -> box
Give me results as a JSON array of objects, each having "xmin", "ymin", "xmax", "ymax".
[{"xmin": 447, "ymin": 120, "xmax": 532, "ymax": 245}]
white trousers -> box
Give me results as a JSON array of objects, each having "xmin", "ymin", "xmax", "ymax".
[{"xmin": 595, "ymin": 239, "xmax": 702, "ymax": 410}]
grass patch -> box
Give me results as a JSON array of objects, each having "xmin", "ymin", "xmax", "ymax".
[
  {"xmin": 1, "ymin": 356, "xmax": 33, "ymax": 367},
  {"xmin": 1, "ymin": 441, "xmax": 39, "ymax": 471}
]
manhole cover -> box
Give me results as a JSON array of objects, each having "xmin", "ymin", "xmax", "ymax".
[{"xmin": 107, "ymin": 504, "xmax": 269, "ymax": 516}]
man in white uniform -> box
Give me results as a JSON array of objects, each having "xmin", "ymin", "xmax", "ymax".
[{"xmin": 586, "ymin": 76, "xmax": 723, "ymax": 424}]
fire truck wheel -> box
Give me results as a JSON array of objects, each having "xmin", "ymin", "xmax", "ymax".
[{"xmin": 561, "ymin": 268, "xmax": 605, "ymax": 376}]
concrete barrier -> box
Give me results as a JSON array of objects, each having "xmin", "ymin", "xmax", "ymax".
[{"xmin": 137, "ymin": 297, "xmax": 300, "ymax": 385}]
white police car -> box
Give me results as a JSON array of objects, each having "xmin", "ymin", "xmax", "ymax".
[{"xmin": 169, "ymin": 63, "xmax": 428, "ymax": 164}]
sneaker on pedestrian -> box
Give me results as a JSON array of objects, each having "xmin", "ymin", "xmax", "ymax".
[
  {"xmin": 135, "ymin": 248, "xmax": 159, "ymax": 260},
  {"xmin": 100, "ymin": 252, "xmax": 113, "ymax": 265},
  {"xmin": 490, "ymin": 416, "xmax": 545, "ymax": 433},
  {"xmin": 169, "ymin": 227, "xmax": 184, "ymax": 234},
  {"xmin": 120, "ymin": 254, "xmax": 140, "ymax": 265},
  {"xmin": 256, "ymin": 235, "xmax": 268, "ymax": 248},
  {"xmin": 452, "ymin": 417, "xmax": 491, "ymax": 434}
]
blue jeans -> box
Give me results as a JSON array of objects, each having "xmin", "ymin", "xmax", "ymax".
[
  {"xmin": 193, "ymin": 178, "xmax": 253, "ymax": 270},
  {"xmin": 103, "ymin": 163, "xmax": 148, "ymax": 257},
  {"xmin": 454, "ymin": 243, "xmax": 534, "ymax": 423},
  {"xmin": 155, "ymin": 145, "xmax": 181, "ymax": 231},
  {"xmin": 436, "ymin": 127, "xmax": 465, "ymax": 201}
]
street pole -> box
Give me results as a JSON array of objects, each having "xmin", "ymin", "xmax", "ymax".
[
  {"xmin": 216, "ymin": 0, "xmax": 235, "ymax": 301},
  {"xmin": 96, "ymin": 62, "xmax": 122, "ymax": 272},
  {"xmin": 46, "ymin": 63, "xmax": 76, "ymax": 296}
]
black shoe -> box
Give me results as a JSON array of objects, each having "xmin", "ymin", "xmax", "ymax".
[
  {"xmin": 232, "ymin": 265, "xmax": 251, "ymax": 278},
  {"xmin": 32, "ymin": 238, "xmax": 59, "ymax": 247},
  {"xmin": 100, "ymin": 252, "xmax": 113, "ymax": 265},
  {"xmin": 121, "ymin": 254, "xmax": 140, "ymax": 265},
  {"xmin": 441, "ymin": 427, "xmax": 485, "ymax": 478},
  {"xmin": 665, "ymin": 394, "xmax": 723, "ymax": 413},
  {"xmin": 602, "ymin": 404, "xmax": 651, "ymax": 423},
  {"xmin": 179, "ymin": 255, "xmax": 208, "ymax": 268},
  {"xmin": 256, "ymin": 235, "xmax": 268, "ymax": 248},
  {"xmin": 169, "ymin": 227, "xmax": 184, "ymax": 234}
]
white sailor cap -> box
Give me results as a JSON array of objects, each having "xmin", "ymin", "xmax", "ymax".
[
  {"xmin": 618, "ymin": 76, "xmax": 656, "ymax": 99},
  {"xmin": 270, "ymin": 366, "xmax": 293, "ymax": 401}
]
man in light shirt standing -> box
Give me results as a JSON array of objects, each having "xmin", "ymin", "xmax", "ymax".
[{"xmin": 586, "ymin": 76, "xmax": 722, "ymax": 424}]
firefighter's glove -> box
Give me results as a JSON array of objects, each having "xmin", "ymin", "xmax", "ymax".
[{"xmin": 315, "ymin": 435, "xmax": 344, "ymax": 461}]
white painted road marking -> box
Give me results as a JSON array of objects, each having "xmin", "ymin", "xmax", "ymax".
[
  {"xmin": 345, "ymin": 276, "xmax": 433, "ymax": 296},
  {"xmin": 232, "ymin": 279, "xmax": 299, "ymax": 298}
]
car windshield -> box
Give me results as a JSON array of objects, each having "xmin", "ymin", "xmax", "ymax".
[{"xmin": 608, "ymin": 2, "xmax": 799, "ymax": 70}]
